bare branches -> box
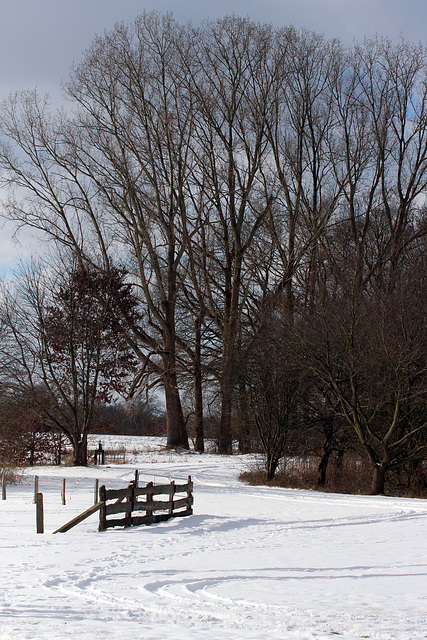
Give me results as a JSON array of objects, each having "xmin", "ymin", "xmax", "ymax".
[{"xmin": 1, "ymin": 15, "xmax": 427, "ymax": 479}]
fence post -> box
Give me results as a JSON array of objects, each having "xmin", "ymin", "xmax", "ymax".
[
  {"xmin": 146, "ymin": 481, "xmax": 153, "ymax": 523},
  {"xmin": 36, "ymin": 492, "xmax": 44, "ymax": 533},
  {"xmin": 124, "ymin": 481, "xmax": 134, "ymax": 527},
  {"xmin": 61, "ymin": 478, "xmax": 66, "ymax": 505},
  {"xmin": 1, "ymin": 472, "xmax": 6, "ymax": 500},
  {"xmin": 187, "ymin": 475, "xmax": 193, "ymax": 515},
  {"xmin": 98, "ymin": 485, "xmax": 106, "ymax": 532},
  {"xmin": 94, "ymin": 479, "xmax": 99, "ymax": 506},
  {"xmin": 134, "ymin": 471, "xmax": 139, "ymax": 507},
  {"xmin": 33, "ymin": 476, "xmax": 39, "ymax": 504},
  {"xmin": 169, "ymin": 480, "xmax": 175, "ymax": 516}
]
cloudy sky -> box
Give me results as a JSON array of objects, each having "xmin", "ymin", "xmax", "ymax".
[{"xmin": 2, "ymin": 0, "xmax": 427, "ymax": 272}]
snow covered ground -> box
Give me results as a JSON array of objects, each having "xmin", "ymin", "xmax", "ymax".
[{"xmin": 1, "ymin": 435, "xmax": 426, "ymax": 640}]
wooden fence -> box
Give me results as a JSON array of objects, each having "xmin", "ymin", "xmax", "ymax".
[{"xmin": 98, "ymin": 476, "xmax": 193, "ymax": 531}]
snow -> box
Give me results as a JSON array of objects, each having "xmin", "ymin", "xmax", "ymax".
[{"xmin": 1, "ymin": 435, "xmax": 426, "ymax": 640}]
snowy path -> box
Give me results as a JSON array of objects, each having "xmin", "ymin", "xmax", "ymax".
[{"xmin": 0, "ymin": 438, "xmax": 426, "ymax": 639}]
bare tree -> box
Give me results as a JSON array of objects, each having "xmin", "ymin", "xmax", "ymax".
[
  {"xmin": 0, "ymin": 15, "xmax": 195, "ymax": 448},
  {"xmin": 1, "ymin": 260, "xmax": 138, "ymax": 465},
  {"xmin": 300, "ymin": 254, "xmax": 427, "ymax": 494},
  {"xmin": 182, "ymin": 16, "xmax": 276, "ymax": 453},
  {"xmin": 2, "ymin": 14, "xmax": 427, "ymax": 468},
  {"xmin": 265, "ymin": 28, "xmax": 343, "ymax": 314},
  {"xmin": 244, "ymin": 307, "xmax": 303, "ymax": 480},
  {"xmin": 65, "ymin": 14, "xmax": 197, "ymax": 448},
  {"xmin": 327, "ymin": 38, "xmax": 427, "ymax": 295}
]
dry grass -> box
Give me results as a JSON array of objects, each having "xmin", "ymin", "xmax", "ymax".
[
  {"xmin": 0, "ymin": 465, "xmax": 22, "ymax": 484},
  {"xmin": 240, "ymin": 453, "xmax": 427, "ymax": 497}
]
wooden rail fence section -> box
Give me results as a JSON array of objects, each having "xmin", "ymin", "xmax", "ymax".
[
  {"xmin": 53, "ymin": 501, "xmax": 101, "ymax": 534},
  {"xmin": 99, "ymin": 476, "xmax": 193, "ymax": 531}
]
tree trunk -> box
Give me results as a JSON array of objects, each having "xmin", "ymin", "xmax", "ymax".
[
  {"xmin": 370, "ymin": 463, "xmax": 387, "ymax": 495},
  {"xmin": 162, "ymin": 309, "xmax": 189, "ymax": 449},
  {"xmin": 164, "ymin": 366, "xmax": 189, "ymax": 449},
  {"xmin": 266, "ymin": 453, "xmax": 279, "ymax": 481},
  {"xmin": 193, "ymin": 379, "xmax": 204, "ymax": 453},
  {"xmin": 218, "ymin": 319, "xmax": 237, "ymax": 455},
  {"xmin": 237, "ymin": 378, "xmax": 251, "ymax": 454},
  {"xmin": 318, "ymin": 451, "xmax": 330, "ymax": 487},
  {"xmin": 72, "ymin": 437, "xmax": 88, "ymax": 466},
  {"xmin": 317, "ymin": 419, "xmax": 336, "ymax": 486},
  {"xmin": 193, "ymin": 318, "xmax": 204, "ymax": 453},
  {"xmin": 363, "ymin": 441, "xmax": 389, "ymax": 495},
  {"xmin": 219, "ymin": 388, "xmax": 233, "ymax": 455}
]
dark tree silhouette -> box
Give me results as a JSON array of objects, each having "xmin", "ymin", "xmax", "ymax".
[{"xmin": 3, "ymin": 262, "xmax": 139, "ymax": 465}]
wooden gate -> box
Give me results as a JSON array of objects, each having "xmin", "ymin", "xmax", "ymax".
[{"xmin": 98, "ymin": 476, "xmax": 193, "ymax": 531}]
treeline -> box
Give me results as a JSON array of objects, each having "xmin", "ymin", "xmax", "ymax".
[{"xmin": 0, "ymin": 13, "xmax": 427, "ymax": 494}]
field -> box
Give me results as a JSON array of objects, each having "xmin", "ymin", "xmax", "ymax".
[{"xmin": 0, "ymin": 436, "xmax": 426, "ymax": 640}]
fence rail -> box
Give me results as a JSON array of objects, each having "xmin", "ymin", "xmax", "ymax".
[{"xmin": 98, "ymin": 476, "xmax": 193, "ymax": 531}]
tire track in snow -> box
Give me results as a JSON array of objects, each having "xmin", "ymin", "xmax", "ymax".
[{"xmin": 38, "ymin": 564, "xmax": 427, "ymax": 639}]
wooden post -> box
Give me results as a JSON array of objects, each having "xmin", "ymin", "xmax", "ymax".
[
  {"xmin": 1, "ymin": 472, "xmax": 6, "ymax": 500},
  {"xmin": 99, "ymin": 485, "xmax": 106, "ymax": 532},
  {"xmin": 146, "ymin": 481, "xmax": 153, "ymax": 522},
  {"xmin": 61, "ymin": 478, "xmax": 66, "ymax": 505},
  {"xmin": 124, "ymin": 481, "xmax": 134, "ymax": 527},
  {"xmin": 94, "ymin": 479, "xmax": 99, "ymax": 506},
  {"xmin": 53, "ymin": 502, "xmax": 102, "ymax": 534},
  {"xmin": 134, "ymin": 471, "xmax": 139, "ymax": 507},
  {"xmin": 169, "ymin": 480, "xmax": 175, "ymax": 516},
  {"xmin": 36, "ymin": 492, "xmax": 44, "ymax": 534},
  {"xmin": 33, "ymin": 476, "xmax": 39, "ymax": 504},
  {"xmin": 187, "ymin": 475, "xmax": 193, "ymax": 515}
]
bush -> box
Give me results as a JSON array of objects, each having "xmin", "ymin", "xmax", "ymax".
[{"xmin": 239, "ymin": 453, "xmax": 426, "ymax": 497}]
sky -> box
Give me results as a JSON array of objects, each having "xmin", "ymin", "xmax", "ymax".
[{"xmin": 2, "ymin": 0, "xmax": 427, "ymax": 272}]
